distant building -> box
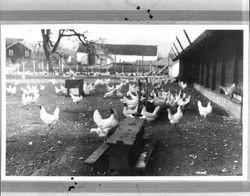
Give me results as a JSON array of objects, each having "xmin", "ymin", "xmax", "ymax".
[
  {"xmin": 6, "ymin": 40, "xmax": 32, "ymax": 62},
  {"xmin": 77, "ymin": 43, "xmax": 158, "ymax": 72}
]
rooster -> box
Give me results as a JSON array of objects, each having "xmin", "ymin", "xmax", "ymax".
[
  {"xmin": 219, "ymin": 83, "xmax": 236, "ymax": 99},
  {"xmin": 167, "ymin": 106, "xmax": 183, "ymax": 126},
  {"xmin": 197, "ymin": 101, "xmax": 212, "ymax": 120},
  {"xmin": 90, "ymin": 108, "xmax": 119, "ymax": 141},
  {"xmin": 39, "ymin": 105, "xmax": 60, "ymax": 129}
]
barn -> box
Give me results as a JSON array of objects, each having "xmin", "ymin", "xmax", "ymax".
[{"xmin": 173, "ymin": 30, "xmax": 243, "ymax": 119}]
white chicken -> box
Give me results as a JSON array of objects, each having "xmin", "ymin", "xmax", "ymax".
[
  {"xmin": 123, "ymin": 103, "xmax": 138, "ymax": 117},
  {"xmin": 219, "ymin": 83, "xmax": 236, "ymax": 99},
  {"xmin": 106, "ymin": 84, "xmax": 115, "ymax": 92},
  {"xmin": 116, "ymin": 89, "xmax": 123, "ymax": 98},
  {"xmin": 103, "ymin": 88, "xmax": 116, "ymax": 98},
  {"xmin": 83, "ymin": 82, "xmax": 92, "ymax": 95},
  {"xmin": 167, "ymin": 106, "xmax": 183, "ymax": 125},
  {"xmin": 6, "ymin": 85, "xmax": 17, "ymax": 96},
  {"xmin": 60, "ymin": 84, "xmax": 67, "ymax": 94},
  {"xmin": 55, "ymin": 85, "xmax": 61, "ymax": 94},
  {"xmin": 40, "ymin": 84, "xmax": 45, "ymax": 91},
  {"xmin": 49, "ymin": 79, "xmax": 56, "ymax": 85},
  {"xmin": 39, "ymin": 105, "xmax": 60, "ymax": 128},
  {"xmin": 21, "ymin": 93, "xmax": 33, "ymax": 105},
  {"xmin": 178, "ymin": 81, "xmax": 187, "ymax": 90},
  {"xmin": 177, "ymin": 95, "xmax": 191, "ymax": 108},
  {"xmin": 90, "ymin": 108, "xmax": 119, "ymax": 141},
  {"xmin": 197, "ymin": 101, "xmax": 212, "ymax": 120},
  {"xmin": 141, "ymin": 105, "xmax": 161, "ymax": 122},
  {"xmin": 120, "ymin": 95, "xmax": 139, "ymax": 109},
  {"xmin": 70, "ymin": 93, "xmax": 83, "ymax": 104}
]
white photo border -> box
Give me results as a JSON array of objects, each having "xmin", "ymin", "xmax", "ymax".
[{"xmin": 0, "ymin": 16, "xmax": 249, "ymax": 192}]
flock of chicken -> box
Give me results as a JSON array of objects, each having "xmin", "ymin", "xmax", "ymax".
[{"xmin": 6, "ymin": 76, "xmax": 236, "ymax": 142}]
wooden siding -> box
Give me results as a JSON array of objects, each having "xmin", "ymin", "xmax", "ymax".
[
  {"xmin": 177, "ymin": 30, "xmax": 243, "ymax": 97},
  {"xmin": 6, "ymin": 42, "xmax": 32, "ymax": 59}
]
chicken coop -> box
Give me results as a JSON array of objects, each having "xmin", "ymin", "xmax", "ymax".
[{"xmin": 173, "ymin": 30, "xmax": 243, "ymax": 120}]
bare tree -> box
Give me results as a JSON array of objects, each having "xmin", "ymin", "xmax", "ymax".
[{"xmin": 41, "ymin": 29, "xmax": 103, "ymax": 73}]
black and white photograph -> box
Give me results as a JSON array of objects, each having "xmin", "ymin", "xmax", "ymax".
[{"xmin": 1, "ymin": 24, "xmax": 248, "ymax": 180}]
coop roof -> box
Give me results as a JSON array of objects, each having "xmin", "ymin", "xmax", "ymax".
[
  {"xmin": 77, "ymin": 43, "xmax": 158, "ymax": 56},
  {"xmin": 173, "ymin": 30, "xmax": 242, "ymax": 60}
]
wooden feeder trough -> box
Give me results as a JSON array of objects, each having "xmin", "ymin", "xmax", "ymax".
[
  {"xmin": 84, "ymin": 118, "xmax": 158, "ymax": 171},
  {"xmin": 65, "ymin": 79, "xmax": 84, "ymax": 96}
]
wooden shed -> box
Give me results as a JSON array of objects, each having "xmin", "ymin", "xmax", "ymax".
[
  {"xmin": 173, "ymin": 30, "xmax": 243, "ymax": 119},
  {"xmin": 174, "ymin": 30, "xmax": 243, "ymax": 98}
]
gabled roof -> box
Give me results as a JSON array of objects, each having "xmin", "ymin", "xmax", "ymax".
[
  {"xmin": 77, "ymin": 43, "xmax": 158, "ymax": 56},
  {"xmin": 6, "ymin": 38, "xmax": 24, "ymax": 47},
  {"xmin": 6, "ymin": 41, "xmax": 32, "ymax": 51}
]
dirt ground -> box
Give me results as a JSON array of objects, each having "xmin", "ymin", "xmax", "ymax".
[{"xmin": 5, "ymin": 76, "xmax": 242, "ymax": 176}]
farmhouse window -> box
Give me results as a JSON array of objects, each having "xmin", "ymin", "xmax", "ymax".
[
  {"xmin": 9, "ymin": 50, "xmax": 13, "ymax": 56},
  {"xmin": 25, "ymin": 51, "xmax": 29, "ymax": 57}
]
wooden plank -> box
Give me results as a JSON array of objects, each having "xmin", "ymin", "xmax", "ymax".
[
  {"xmin": 135, "ymin": 136, "xmax": 158, "ymax": 171},
  {"xmin": 84, "ymin": 142, "xmax": 109, "ymax": 164},
  {"xmin": 106, "ymin": 118, "xmax": 145, "ymax": 146}
]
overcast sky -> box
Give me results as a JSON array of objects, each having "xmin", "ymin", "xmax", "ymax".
[
  {"xmin": 3, "ymin": 24, "xmax": 208, "ymax": 57},
  {"xmin": 2, "ymin": 24, "xmax": 244, "ymax": 57}
]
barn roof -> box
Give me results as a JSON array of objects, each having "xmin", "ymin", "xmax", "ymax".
[
  {"xmin": 6, "ymin": 41, "xmax": 32, "ymax": 51},
  {"xmin": 77, "ymin": 43, "xmax": 158, "ymax": 56},
  {"xmin": 6, "ymin": 38, "xmax": 24, "ymax": 47},
  {"xmin": 173, "ymin": 30, "xmax": 243, "ymax": 60}
]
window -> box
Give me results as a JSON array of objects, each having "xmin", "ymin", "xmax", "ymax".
[
  {"xmin": 25, "ymin": 51, "xmax": 29, "ymax": 57},
  {"xmin": 9, "ymin": 50, "xmax": 13, "ymax": 56}
]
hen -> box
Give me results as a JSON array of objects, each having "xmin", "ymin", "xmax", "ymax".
[
  {"xmin": 177, "ymin": 95, "xmax": 191, "ymax": 108},
  {"xmin": 70, "ymin": 93, "xmax": 83, "ymax": 104},
  {"xmin": 167, "ymin": 106, "xmax": 183, "ymax": 125},
  {"xmin": 6, "ymin": 85, "xmax": 17, "ymax": 96},
  {"xmin": 219, "ymin": 83, "xmax": 236, "ymax": 99},
  {"xmin": 90, "ymin": 108, "xmax": 119, "ymax": 141},
  {"xmin": 141, "ymin": 105, "xmax": 160, "ymax": 122},
  {"xmin": 39, "ymin": 105, "xmax": 60, "ymax": 128},
  {"xmin": 120, "ymin": 95, "xmax": 139, "ymax": 109},
  {"xmin": 197, "ymin": 101, "xmax": 212, "ymax": 120},
  {"xmin": 178, "ymin": 81, "xmax": 187, "ymax": 90},
  {"xmin": 123, "ymin": 103, "xmax": 138, "ymax": 117},
  {"xmin": 103, "ymin": 88, "xmax": 116, "ymax": 98}
]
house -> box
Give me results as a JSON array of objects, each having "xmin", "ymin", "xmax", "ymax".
[
  {"xmin": 173, "ymin": 30, "xmax": 243, "ymax": 119},
  {"xmin": 6, "ymin": 41, "xmax": 32, "ymax": 62},
  {"xmin": 77, "ymin": 43, "xmax": 158, "ymax": 72}
]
